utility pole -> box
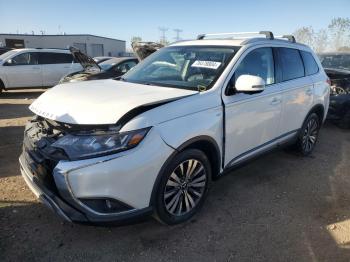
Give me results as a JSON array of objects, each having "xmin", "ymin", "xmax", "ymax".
[
  {"xmin": 158, "ymin": 27, "xmax": 168, "ymax": 44},
  {"xmin": 173, "ymin": 29, "xmax": 183, "ymax": 41}
]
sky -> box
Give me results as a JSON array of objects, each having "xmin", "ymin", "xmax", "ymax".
[{"xmin": 1, "ymin": 0, "xmax": 349, "ymax": 48}]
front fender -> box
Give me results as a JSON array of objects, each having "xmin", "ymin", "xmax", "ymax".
[{"xmin": 156, "ymin": 106, "xmax": 223, "ymax": 155}]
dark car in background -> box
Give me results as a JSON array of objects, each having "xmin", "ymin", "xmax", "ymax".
[
  {"xmin": 0, "ymin": 47, "xmax": 14, "ymax": 55},
  {"xmin": 93, "ymin": 56, "xmax": 114, "ymax": 64},
  {"xmin": 60, "ymin": 47, "xmax": 138, "ymax": 83},
  {"xmin": 319, "ymin": 52, "xmax": 350, "ymax": 128}
]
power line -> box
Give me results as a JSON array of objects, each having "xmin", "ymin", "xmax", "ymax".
[
  {"xmin": 173, "ymin": 29, "xmax": 183, "ymax": 41},
  {"xmin": 158, "ymin": 27, "xmax": 169, "ymax": 43}
]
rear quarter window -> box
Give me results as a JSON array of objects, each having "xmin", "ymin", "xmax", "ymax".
[
  {"xmin": 301, "ymin": 51, "xmax": 319, "ymax": 75},
  {"xmin": 278, "ymin": 48, "xmax": 305, "ymax": 81}
]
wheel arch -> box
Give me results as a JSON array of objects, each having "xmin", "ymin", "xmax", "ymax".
[
  {"xmin": 150, "ymin": 136, "xmax": 221, "ymax": 206},
  {"xmin": 308, "ymin": 104, "xmax": 325, "ymax": 123}
]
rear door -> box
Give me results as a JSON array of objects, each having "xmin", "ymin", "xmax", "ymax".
[
  {"xmin": 3, "ymin": 52, "xmax": 42, "ymax": 88},
  {"xmin": 276, "ymin": 48, "xmax": 313, "ymax": 135},
  {"xmin": 222, "ymin": 47, "xmax": 283, "ymax": 167},
  {"xmin": 39, "ymin": 52, "xmax": 79, "ymax": 86}
]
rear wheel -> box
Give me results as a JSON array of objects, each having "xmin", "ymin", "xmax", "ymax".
[
  {"xmin": 295, "ymin": 113, "xmax": 320, "ymax": 155},
  {"xmin": 154, "ymin": 149, "xmax": 211, "ymax": 225}
]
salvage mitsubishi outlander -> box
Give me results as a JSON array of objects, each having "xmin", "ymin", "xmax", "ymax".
[{"xmin": 20, "ymin": 31, "xmax": 330, "ymax": 225}]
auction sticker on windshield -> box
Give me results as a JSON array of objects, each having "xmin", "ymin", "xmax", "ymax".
[{"xmin": 191, "ymin": 60, "xmax": 221, "ymax": 69}]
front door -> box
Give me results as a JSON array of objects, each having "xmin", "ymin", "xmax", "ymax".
[
  {"xmin": 222, "ymin": 47, "xmax": 282, "ymax": 167},
  {"xmin": 4, "ymin": 52, "xmax": 42, "ymax": 88}
]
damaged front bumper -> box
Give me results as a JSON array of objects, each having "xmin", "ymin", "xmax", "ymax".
[
  {"xmin": 19, "ymin": 153, "xmax": 153, "ymax": 225},
  {"xmin": 19, "ymin": 117, "xmax": 173, "ymax": 225}
]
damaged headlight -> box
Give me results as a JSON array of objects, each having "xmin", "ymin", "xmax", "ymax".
[{"xmin": 52, "ymin": 127, "xmax": 150, "ymax": 160}]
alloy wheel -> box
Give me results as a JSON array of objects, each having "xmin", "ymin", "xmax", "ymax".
[
  {"xmin": 302, "ymin": 117, "xmax": 319, "ymax": 153},
  {"xmin": 163, "ymin": 159, "xmax": 207, "ymax": 216}
]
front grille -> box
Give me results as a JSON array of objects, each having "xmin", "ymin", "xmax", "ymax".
[{"xmin": 23, "ymin": 117, "xmax": 68, "ymax": 194}]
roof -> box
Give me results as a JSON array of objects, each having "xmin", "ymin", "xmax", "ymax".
[
  {"xmin": 170, "ymin": 31, "xmax": 309, "ymax": 49},
  {"xmin": 4, "ymin": 48, "xmax": 70, "ymax": 53},
  {"xmin": 100, "ymin": 57, "xmax": 137, "ymax": 64},
  {"xmin": 0, "ymin": 33, "xmax": 125, "ymax": 42},
  {"xmin": 318, "ymin": 51, "xmax": 350, "ymax": 55}
]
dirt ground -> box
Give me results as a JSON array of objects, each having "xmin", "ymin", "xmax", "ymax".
[{"xmin": 1, "ymin": 90, "xmax": 350, "ymax": 262}]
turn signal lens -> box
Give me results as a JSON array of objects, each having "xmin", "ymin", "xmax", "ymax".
[{"xmin": 128, "ymin": 133, "xmax": 145, "ymax": 146}]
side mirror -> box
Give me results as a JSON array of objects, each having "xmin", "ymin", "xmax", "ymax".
[
  {"xmin": 235, "ymin": 75, "xmax": 265, "ymax": 93},
  {"xmin": 3, "ymin": 59, "xmax": 13, "ymax": 66}
]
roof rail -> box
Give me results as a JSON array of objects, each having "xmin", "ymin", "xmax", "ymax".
[
  {"xmin": 274, "ymin": 35, "xmax": 296, "ymax": 43},
  {"xmin": 197, "ymin": 31, "xmax": 274, "ymax": 40},
  {"xmin": 281, "ymin": 35, "xmax": 296, "ymax": 43}
]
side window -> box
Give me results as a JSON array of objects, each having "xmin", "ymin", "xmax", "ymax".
[
  {"xmin": 39, "ymin": 52, "xmax": 74, "ymax": 64},
  {"xmin": 278, "ymin": 48, "xmax": 305, "ymax": 81},
  {"xmin": 234, "ymin": 47, "xmax": 275, "ymax": 86},
  {"xmin": 10, "ymin": 52, "xmax": 38, "ymax": 65},
  {"xmin": 300, "ymin": 51, "xmax": 319, "ymax": 76},
  {"xmin": 57, "ymin": 53, "xmax": 74, "ymax": 63}
]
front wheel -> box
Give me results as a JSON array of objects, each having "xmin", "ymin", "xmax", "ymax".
[
  {"xmin": 154, "ymin": 149, "xmax": 211, "ymax": 225},
  {"xmin": 295, "ymin": 113, "xmax": 321, "ymax": 156}
]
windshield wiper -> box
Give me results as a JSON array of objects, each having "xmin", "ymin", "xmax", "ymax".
[{"xmin": 114, "ymin": 76, "xmax": 127, "ymax": 81}]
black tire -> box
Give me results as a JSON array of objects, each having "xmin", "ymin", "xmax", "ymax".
[
  {"xmin": 0, "ymin": 79, "xmax": 4, "ymax": 95},
  {"xmin": 154, "ymin": 149, "xmax": 211, "ymax": 225},
  {"xmin": 336, "ymin": 108, "xmax": 350, "ymax": 129},
  {"xmin": 295, "ymin": 113, "xmax": 321, "ymax": 156}
]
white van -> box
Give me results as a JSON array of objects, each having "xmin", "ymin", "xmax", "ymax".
[
  {"xmin": 19, "ymin": 32, "xmax": 330, "ymax": 225},
  {"xmin": 0, "ymin": 48, "xmax": 82, "ymax": 92}
]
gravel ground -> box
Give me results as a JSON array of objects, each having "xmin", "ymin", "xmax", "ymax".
[{"xmin": 1, "ymin": 90, "xmax": 350, "ymax": 262}]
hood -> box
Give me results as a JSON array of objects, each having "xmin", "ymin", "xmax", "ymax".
[
  {"xmin": 324, "ymin": 68, "xmax": 350, "ymax": 76},
  {"xmin": 29, "ymin": 79, "xmax": 197, "ymax": 125},
  {"xmin": 69, "ymin": 46, "xmax": 101, "ymax": 72},
  {"xmin": 131, "ymin": 42, "xmax": 164, "ymax": 60}
]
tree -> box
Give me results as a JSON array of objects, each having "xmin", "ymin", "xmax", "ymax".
[
  {"xmin": 313, "ymin": 29, "xmax": 328, "ymax": 53},
  {"xmin": 328, "ymin": 17, "xmax": 350, "ymax": 51},
  {"xmin": 131, "ymin": 36, "xmax": 142, "ymax": 43},
  {"xmin": 293, "ymin": 26, "xmax": 315, "ymax": 48}
]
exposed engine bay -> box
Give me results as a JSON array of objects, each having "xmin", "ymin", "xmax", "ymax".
[{"xmin": 326, "ymin": 68, "xmax": 350, "ymax": 95}]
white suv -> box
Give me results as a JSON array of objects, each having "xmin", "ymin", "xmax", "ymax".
[
  {"xmin": 0, "ymin": 48, "xmax": 82, "ymax": 92},
  {"xmin": 19, "ymin": 32, "xmax": 330, "ymax": 225}
]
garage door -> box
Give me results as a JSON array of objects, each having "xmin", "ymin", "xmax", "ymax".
[{"xmin": 91, "ymin": 44, "xmax": 104, "ymax": 57}]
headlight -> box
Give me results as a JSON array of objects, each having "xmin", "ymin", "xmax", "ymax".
[{"xmin": 52, "ymin": 127, "xmax": 150, "ymax": 160}]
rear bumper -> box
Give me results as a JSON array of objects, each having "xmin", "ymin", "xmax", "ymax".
[{"xmin": 19, "ymin": 153, "xmax": 153, "ymax": 225}]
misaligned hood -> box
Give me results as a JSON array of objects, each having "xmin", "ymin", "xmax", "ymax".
[
  {"xmin": 29, "ymin": 80, "xmax": 197, "ymax": 125},
  {"xmin": 69, "ymin": 46, "xmax": 101, "ymax": 72}
]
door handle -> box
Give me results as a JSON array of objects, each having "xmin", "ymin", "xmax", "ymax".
[
  {"xmin": 270, "ymin": 97, "xmax": 281, "ymax": 105},
  {"xmin": 306, "ymin": 88, "xmax": 313, "ymax": 96},
  {"xmin": 32, "ymin": 67, "xmax": 40, "ymax": 70}
]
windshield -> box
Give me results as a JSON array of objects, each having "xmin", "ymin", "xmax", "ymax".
[
  {"xmin": 319, "ymin": 54, "xmax": 350, "ymax": 71},
  {"xmin": 123, "ymin": 46, "xmax": 239, "ymax": 90},
  {"xmin": 0, "ymin": 50, "xmax": 18, "ymax": 60},
  {"xmin": 99, "ymin": 62, "xmax": 114, "ymax": 71}
]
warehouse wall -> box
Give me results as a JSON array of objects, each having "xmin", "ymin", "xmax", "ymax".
[{"xmin": 0, "ymin": 34, "xmax": 126, "ymax": 57}]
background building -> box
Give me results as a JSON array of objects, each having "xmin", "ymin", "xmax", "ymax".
[{"xmin": 0, "ymin": 34, "xmax": 126, "ymax": 57}]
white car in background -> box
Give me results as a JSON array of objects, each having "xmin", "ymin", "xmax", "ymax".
[
  {"xmin": 0, "ymin": 48, "xmax": 82, "ymax": 93},
  {"xmin": 20, "ymin": 31, "xmax": 330, "ymax": 225}
]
